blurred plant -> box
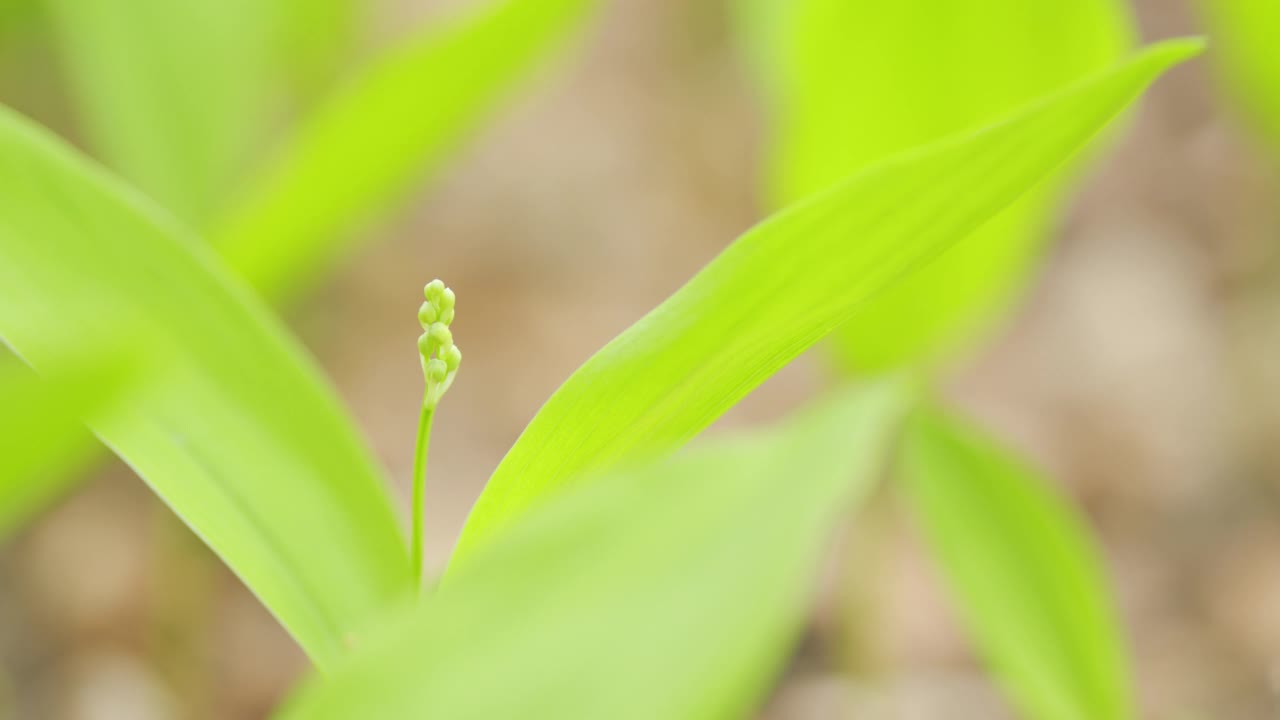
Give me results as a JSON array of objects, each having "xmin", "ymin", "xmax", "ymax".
[
  {"xmin": 214, "ymin": 0, "xmax": 598, "ymax": 301},
  {"xmin": 280, "ymin": 381, "xmax": 909, "ymax": 719},
  {"xmin": 0, "ymin": 9, "xmax": 1198, "ymax": 720},
  {"xmin": 740, "ymin": 2, "xmax": 1146, "ymax": 718},
  {"xmin": 0, "ymin": 0, "xmax": 597, "ymax": 540},
  {"xmin": 0, "ymin": 350, "xmax": 127, "ymax": 536},
  {"xmin": 902, "ymin": 407, "xmax": 1130, "ymax": 720},
  {"xmin": 1197, "ymin": 0, "xmax": 1280, "ymax": 160},
  {"xmin": 40, "ymin": 0, "xmax": 597, "ymax": 300},
  {"xmin": 747, "ymin": 0, "xmax": 1133, "ymax": 372}
]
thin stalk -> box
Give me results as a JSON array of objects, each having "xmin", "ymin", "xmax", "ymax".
[
  {"xmin": 412, "ymin": 278, "xmax": 460, "ymax": 592},
  {"xmin": 411, "ymin": 402, "xmax": 434, "ymax": 593}
]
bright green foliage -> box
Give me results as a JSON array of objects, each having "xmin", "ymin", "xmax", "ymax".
[
  {"xmin": 6, "ymin": 0, "xmax": 590, "ymax": 546},
  {"xmin": 42, "ymin": 0, "xmax": 276, "ymax": 225},
  {"xmin": 215, "ymin": 0, "xmax": 597, "ymax": 301},
  {"xmin": 0, "ymin": 0, "xmax": 37, "ymax": 32},
  {"xmin": 751, "ymin": 0, "xmax": 1132, "ymax": 372},
  {"xmin": 1198, "ymin": 0, "xmax": 1280, "ymax": 157},
  {"xmin": 903, "ymin": 408, "xmax": 1131, "ymax": 720},
  {"xmin": 278, "ymin": 382, "xmax": 906, "ymax": 720},
  {"xmin": 0, "ymin": 354, "xmax": 113, "ymax": 537},
  {"xmin": 270, "ymin": 0, "xmax": 361, "ymax": 95},
  {"xmin": 41, "ymin": 0, "xmax": 593, "ymax": 302},
  {"xmin": 0, "ymin": 105, "xmax": 410, "ymax": 669},
  {"xmin": 451, "ymin": 41, "xmax": 1202, "ymax": 561}
]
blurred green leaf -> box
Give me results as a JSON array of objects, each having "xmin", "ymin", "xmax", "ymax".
[
  {"xmin": 0, "ymin": 104, "xmax": 410, "ymax": 668},
  {"xmin": 216, "ymin": 0, "xmax": 597, "ymax": 302},
  {"xmin": 1198, "ymin": 0, "xmax": 1280, "ymax": 158},
  {"xmin": 2, "ymin": 0, "xmax": 591, "ymax": 554},
  {"xmin": 451, "ymin": 41, "xmax": 1202, "ymax": 561},
  {"xmin": 903, "ymin": 407, "xmax": 1131, "ymax": 720},
  {"xmin": 278, "ymin": 381, "xmax": 905, "ymax": 720},
  {"xmin": 271, "ymin": 0, "xmax": 362, "ymax": 95},
  {"xmin": 42, "ymin": 0, "xmax": 276, "ymax": 225},
  {"xmin": 0, "ymin": 0, "xmax": 39, "ymax": 33},
  {"xmin": 749, "ymin": 0, "xmax": 1133, "ymax": 372},
  {"xmin": 0, "ymin": 352, "xmax": 109, "ymax": 537}
]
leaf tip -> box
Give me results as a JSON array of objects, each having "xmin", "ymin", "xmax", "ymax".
[{"xmin": 1144, "ymin": 35, "xmax": 1208, "ymax": 68}]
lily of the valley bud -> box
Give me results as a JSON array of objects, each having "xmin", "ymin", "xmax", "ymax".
[{"xmin": 418, "ymin": 280, "xmax": 461, "ymax": 410}]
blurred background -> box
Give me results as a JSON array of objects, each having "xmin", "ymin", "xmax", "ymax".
[{"xmin": 0, "ymin": 0, "xmax": 1277, "ymax": 718}]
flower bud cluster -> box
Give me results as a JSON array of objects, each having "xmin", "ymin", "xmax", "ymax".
[{"xmin": 418, "ymin": 279, "xmax": 461, "ymax": 408}]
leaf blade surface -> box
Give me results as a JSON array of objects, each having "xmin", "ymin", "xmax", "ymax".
[
  {"xmin": 216, "ymin": 0, "xmax": 597, "ymax": 301},
  {"xmin": 903, "ymin": 408, "xmax": 1132, "ymax": 720},
  {"xmin": 0, "ymin": 105, "xmax": 410, "ymax": 668},
  {"xmin": 453, "ymin": 41, "xmax": 1201, "ymax": 560},
  {"xmin": 279, "ymin": 381, "xmax": 905, "ymax": 719},
  {"xmin": 748, "ymin": 0, "xmax": 1133, "ymax": 371}
]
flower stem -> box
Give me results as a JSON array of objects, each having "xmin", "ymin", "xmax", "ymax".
[
  {"xmin": 412, "ymin": 278, "xmax": 460, "ymax": 593},
  {"xmin": 411, "ymin": 401, "xmax": 434, "ymax": 594}
]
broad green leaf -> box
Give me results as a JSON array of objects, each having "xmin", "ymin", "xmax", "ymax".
[
  {"xmin": 0, "ymin": 0, "xmax": 38, "ymax": 34},
  {"xmin": 271, "ymin": 0, "xmax": 362, "ymax": 96},
  {"xmin": 902, "ymin": 408, "xmax": 1131, "ymax": 720},
  {"xmin": 278, "ymin": 381, "xmax": 906, "ymax": 720},
  {"xmin": 749, "ymin": 0, "xmax": 1132, "ymax": 372},
  {"xmin": 1197, "ymin": 0, "xmax": 1280, "ymax": 157},
  {"xmin": 0, "ymin": 352, "xmax": 113, "ymax": 537},
  {"xmin": 0, "ymin": 104, "xmax": 410, "ymax": 668},
  {"xmin": 451, "ymin": 40, "xmax": 1202, "ymax": 561},
  {"xmin": 42, "ymin": 0, "xmax": 275, "ymax": 225},
  {"xmin": 215, "ymin": 0, "xmax": 597, "ymax": 301}
]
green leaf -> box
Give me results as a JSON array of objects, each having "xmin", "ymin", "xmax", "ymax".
[
  {"xmin": 0, "ymin": 0, "xmax": 38, "ymax": 33},
  {"xmin": 215, "ymin": 0, "xmax": 597, "ymax": 302},
  {"xmin": 0, "ymin": 104, "xmax": 410, "ymax": 669},
  {"xmin": 277, "ymin": 381, "xmax": 906, "ymax": 720},
  {"xmin": 451, "ymin": 40, "xmax": 1203, "ymax": 561},
  {"xmin": 902, "ymin": 407, "xmax": 1131, "ymax": 720},
  {"xmin": 0, "ymin": 351, "xmax": 112, "ymax": 537},
  {"xmin": 42, "ymin": 0, "xmax": 276, "ymax": 225},
  {"xmin": 749, "ymin": 0, "xmax": 1133, "ymax": 371},
  {"xmin": 270, "ymin": 0, "xmax": 362, "ymax": 96},
  {"xmin": 1197, "ymin": 0, "xmax": 1280, "ymax": 157}
]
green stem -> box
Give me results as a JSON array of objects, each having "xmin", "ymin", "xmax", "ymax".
[{"xmin": 411, "ymin": 402, "xmax": 434, "ymax": 594}]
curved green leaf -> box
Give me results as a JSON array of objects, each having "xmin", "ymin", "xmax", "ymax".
[
  {"xmin": 451, "ymin": 40, "xmax": 1202, "ymax": 561},
  {"xmin": 2, "ymin": 0, "xmax": 593, "ymax": 548},
  {"xmin": 750, "ymin": 0, "xmax": 1132, "ymax": 371},
  {"xmin": 903, "ymin": 408, "xmax": 1131, "ymax": 720},
  {"xmin": 1197, "ymin": 0, "xmax": 1280, "ymax": 157},
  {"xmin": 0, "ymin": 104, "xmax": 410, "ymax": 668},
  {"xmin": 215, "ymin": 0, "xmax": 597, "ymax": 301},
  {"xmin": 278, "ymin": 381, "xmax": 905, "ymax": 719},
  {"xmin": 0, "ymin": 352, "xmax": 113, "ymax": 537},
  {"xmin": 42, "ymin": 0, "xmax": 276, "ymax": 225}
]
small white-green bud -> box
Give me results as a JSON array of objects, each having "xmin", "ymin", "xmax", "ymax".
[
  {"xmin": 428, "ymin": 323, "xmax": 452, "ymax": 349},
  {"xmin": 418, "ymin": 301, "xmax": 438, "ymax": 327},
  {"xmin": 417, "ymin": 280, "xmax": 462, "ymax": 409},
  {"xmin": 426, "ymin": 358, "xmax": 448, "ymax": 384},
  {"xmin": 443, "ymin": 344, "xmax": 462, "ymax": 371}
]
